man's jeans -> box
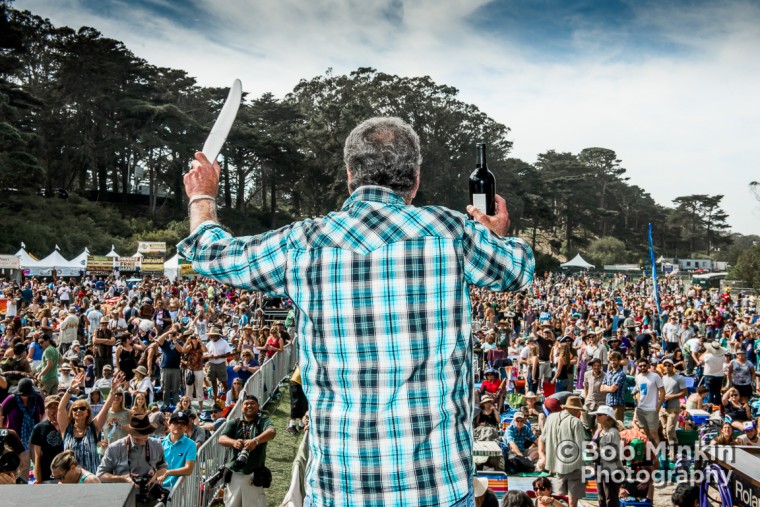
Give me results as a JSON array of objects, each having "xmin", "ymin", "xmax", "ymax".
[
  {"xmin": 161, "ymin": 367, "xmax": 181, "ymax": 407},
  {"xmin": 303, "ymin": 484, "xmax": 474, "ymax": 507}
]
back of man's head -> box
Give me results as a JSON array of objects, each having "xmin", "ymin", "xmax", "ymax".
[
  {"xmin": 343, "ymin": 117, "xmax": 421, "ymax": 201},
  {"xmin": 672, "ymin": 483, "xmax": 699, "ymax": 507}
]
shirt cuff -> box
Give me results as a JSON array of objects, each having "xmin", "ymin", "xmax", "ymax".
[{"xmin": 176, "ymin": 221, "xmax": 229, "ymax": 261}]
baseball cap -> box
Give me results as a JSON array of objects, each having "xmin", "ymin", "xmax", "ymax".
[{"xmin": 170, "ymin": 411, "xmax": 190, "ymax": 424}]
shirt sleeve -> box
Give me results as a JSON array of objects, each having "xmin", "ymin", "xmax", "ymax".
[
  {"xmin": 176, "ymin": 222, "xmax": 294, "ymax": 296},
  {"xmin": 461, "ymin": 219, "xmax": 535, "ymax": 292},
  {"xmin": 97, "ymin": 446, "xmax": 117, "ymax": 476}
]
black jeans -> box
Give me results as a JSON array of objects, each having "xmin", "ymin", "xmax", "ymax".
[{"xmin": 704, "ymin": 375, "xmax": 723, "ymax": 406}]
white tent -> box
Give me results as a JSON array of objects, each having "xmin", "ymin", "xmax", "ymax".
[
  {"xmin": 15, "ymin": 247, "xmax": 40, "ymax": 269},
  {"xmin": 69, "ymin": 248, "xmax": 90, "ymax": 270},
  {"xmin": 31, "ymin": 246, "xmax": 82, "ymax": 276},
  {"xmin": 164, "ymin": 253, "xmax": 180, "ymax": 281},
  {"xmin": 560, "ymin": 254, "xmax": 595, "ymax": 270},
  {"xmin": 105, "ymin": 245, "xmax": 120, "ymax": 258}
]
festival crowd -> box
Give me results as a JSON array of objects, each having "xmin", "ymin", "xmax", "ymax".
[
  {"xmin": 0, "ymin": 271, "xmax": 757, "ymax": 507},
  {"xmin": 471, "ymin": 272, "xmax": 758, "ymax": 507},
  {"xmin": 0, "ymin": 275, "xmax": 299, "ymax": 506}
]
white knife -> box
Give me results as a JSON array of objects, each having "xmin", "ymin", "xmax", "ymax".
[{"xmin": 202, "ymin": 78, "xmax": 243, "ymax": 162}]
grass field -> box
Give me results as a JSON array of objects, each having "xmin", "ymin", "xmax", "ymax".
[{"xmin": 262, "ymin": 379, "xmax": 306, "ymax": 506}]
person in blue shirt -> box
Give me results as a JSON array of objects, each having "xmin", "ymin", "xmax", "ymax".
[
  {"xmin": 156, "ymin": 410, "xmax": 196, "ymax": 489},
  {"xmin": 156, "ymin": 325, "xmax": 183, "ymax": 408},
  {"xmin": 233, "ymin": 349, "xmax": 260, "ymax": 384}
]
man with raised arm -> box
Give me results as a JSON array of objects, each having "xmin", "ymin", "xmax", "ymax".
[{"xmin": 178, "ymin": 117, "xmax": 534, "ymax": 506}]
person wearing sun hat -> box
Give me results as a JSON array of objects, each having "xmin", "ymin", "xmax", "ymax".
[
  {"xmin": 473, "ymin": 476, "xmax": 499, "ymax": 507},
  {"xmin": 97, "ymin": 411, "xmax": 168, "ymax": 488},
  {"xmin": 589, "ymin": 404, "xmax": 625, "ymax": 507},
  {"xmin": 538, "ymin": 395, "xmax": 586, "ymax": 507},
  {"xmin": 701, "ymin": 340, "xmax": 726, "ymax": 405}
]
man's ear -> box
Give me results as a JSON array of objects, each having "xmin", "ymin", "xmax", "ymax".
[{"xmin": 410, "ymin": 169, "xmax": 420, "ymax": 200}]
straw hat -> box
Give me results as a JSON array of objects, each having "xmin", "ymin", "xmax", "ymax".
[
  {"xmin": 480, "ymin": 395, "xmax": 494, "ymax": 405},
  {"xmin": 561, "ymin": 396, "xmax": 584, "ymax": 411}
]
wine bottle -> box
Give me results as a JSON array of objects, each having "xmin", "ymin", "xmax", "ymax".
[{"xmin": 469, "ymin": 143, "xmax": 496, "ymax": 216}]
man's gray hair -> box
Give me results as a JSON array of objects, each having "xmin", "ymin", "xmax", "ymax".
[{"xmin": 343, "ymin": 117, "xmax": 422, "ymax": 200}]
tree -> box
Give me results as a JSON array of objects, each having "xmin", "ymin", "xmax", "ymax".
[
  {"xmin": 671, "ymin": 194, "xmax": 731, "ymax": 256},
  {"xmin": 578, "ymin": 147, "xmax": 628, "ymax": 237},
  {"xmin": 584, "ymin": 237, "xmax": 631, "ymax": 267},
  {"xmin": 731, "ymin": 243, "xmax": 760, "ymax": 288}
]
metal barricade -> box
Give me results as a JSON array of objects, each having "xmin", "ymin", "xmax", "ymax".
[{"xmin": 169, "ymin": 338, "xmax": 299, "ymax": 506}]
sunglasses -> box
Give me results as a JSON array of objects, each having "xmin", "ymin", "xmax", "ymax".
[
  {"xmin": 536, "ymin": 486, "xmax": 550, "ymax": 491},
  {"xmin": 113, "ymin": 393, "xmax": 123, "ymax": 397},
  {"xmin": 72, "ymin": 406, "xmax": 88, "ymax": 412},
  {"xmin": 51, "ymin": 471, "xmax": 67, "ymax": 481}
]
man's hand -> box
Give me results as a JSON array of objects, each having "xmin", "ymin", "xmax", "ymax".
[
  {"xmin": 233, "ymin": 439, "xmax": 245, "ymax": 451},
  {"xmin": 0, "ymin": 472, "xmax": 16, "ymax": 484},
  {"xmin": 185, "ymin": 152, "xmax": 221, "ymax": 199},
  {"xmin": 244, "ymin": 439, "xmax": 258, "ymax": 451},
  {"xmin": 466, "ymin": 194, "xmax": 510, "ymax": 237}
]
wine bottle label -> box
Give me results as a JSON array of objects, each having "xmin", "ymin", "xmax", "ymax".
[{"xmin": 472, "ymin": 193, "xmax": 487, "ymax": 213}]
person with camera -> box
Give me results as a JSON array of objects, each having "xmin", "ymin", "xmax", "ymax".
[
  {"xmin": 0, "ymin": 430, "xmax": 25, "ymax": 485},
  {"xmin": 155, "ymin": 324, "xmax": 184, "ymax": 409},
  {"xmin": 217, "ymin": 394, "xmax": 276, "ymax": 507},
  {"xmin": 97, "ymin": 412, "xmax": 168, "ymax": 506}
]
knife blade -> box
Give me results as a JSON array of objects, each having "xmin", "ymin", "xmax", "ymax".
[{"xmin": 202, "ymin": 78, "xmax": 243, "ymax": 162}]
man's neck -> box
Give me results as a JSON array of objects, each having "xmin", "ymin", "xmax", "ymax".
[{"xmin": 169, "ymin": 432, "xmax": 182, "ymax": 443}]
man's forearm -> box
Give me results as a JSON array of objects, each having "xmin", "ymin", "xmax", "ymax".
[{"xmin": 189, "ymin": 200, "xmax": 218, "ymax": 233}]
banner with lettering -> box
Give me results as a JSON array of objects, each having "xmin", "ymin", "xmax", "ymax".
[
  {"xmin": 117, "ymin": 256, "xmax": 141, "ymax": 272},
  {"xmin": 137, "ymin": 242, "xmax": 165, "ymax": 274},
  {"xmin": 86, "ymin": 256, "xmax": 114, "ymax": 276}
]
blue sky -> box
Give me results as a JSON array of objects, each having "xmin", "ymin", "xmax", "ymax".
[{"xmin": 15, "ymin": 0, "xmax": 760, "ymax": 235}]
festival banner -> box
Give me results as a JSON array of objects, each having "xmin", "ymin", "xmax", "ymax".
[
  {"xmin": 141, "ymin": 255, "xmax": 164, "ymax": 274},
  {"xmin": 179, "ymin": 258, "xmax": 198, "ymax": 278},
  {"xmin": 137, "ymin": 242, "xmax": 165, "ymax": 274},
  {"xmin": 86, "ymin": 255, "xmax": 114, "ymax": 275},
  {"xmin": 117, "ymin": 256, "xmax": 141, "ymax": 272},
  {"xmin": 0, "ymin": 255, "xmax": 20, "ymax": 270},
  {"xmin": 137, "ymin": 242, "xmax": 166, "ymax": 254}
]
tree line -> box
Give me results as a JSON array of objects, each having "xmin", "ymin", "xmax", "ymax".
[{"xmin": 0, "ymin": 4, "xmax": 749, "ymax": 271}]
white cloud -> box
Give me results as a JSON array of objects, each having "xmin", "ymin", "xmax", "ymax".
[{"xmin": 14, "ymin": 0, "xmax": 760, "ymax": 234}]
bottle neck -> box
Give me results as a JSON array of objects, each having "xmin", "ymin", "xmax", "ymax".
[{"xmin": 476, "ymin": 144, "xmax": 487, "ymax": 170}]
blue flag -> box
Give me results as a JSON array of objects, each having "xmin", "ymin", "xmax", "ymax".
[{"xmin": 648, "ymin": 223, "xmax": 662, "ymax": 343}]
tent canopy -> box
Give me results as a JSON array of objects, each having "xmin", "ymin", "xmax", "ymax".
[
  {"xmin": 105, "ymin": 245, "xmax": 120, "ymax": 258},
  {"xmin": 561, "ymin": 254, "xmax": 595, "ymax": 270},
  {"xmin": 29, "ymin": 246, "xmax": 82, "ymax": 276},
  {"xmin": 15, "ymin": 247, "xmax": 40, "ymax": 267},
  {"xmin": 69, "ymin": 248, "xmax": 90, "ymax": 269}
]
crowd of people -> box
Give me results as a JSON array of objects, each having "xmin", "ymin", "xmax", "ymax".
[
  {"xmin": 1, "ymin": 268, "xmax": 755, "ymax": 506},
  {"xmin": 471, "ymin": 272, "xmax": 758, "ymax": 507},
  {"xmin": 0, "ymin": 275, "xmax": 298, "ymax": 506}
]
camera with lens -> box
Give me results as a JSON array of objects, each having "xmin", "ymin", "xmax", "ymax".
[
  {"xmin": 0, "ymin": 430, "xmax": 21, "ymax": 476},
  {"xmin": 132, "ymin": 473, "xmax": 169, "ymax": 504},
  {"xmin": 235, "ymin": 449, "xmax": 250, "ymax": 467}
]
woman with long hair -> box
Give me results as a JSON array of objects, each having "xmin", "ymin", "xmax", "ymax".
[
  {"xmin": 255, "ymin": 326, "xmax": 269, "ymax": 364},
  {"xmin": 57, "ymin": 372, "xmax": 125, "ymax": 473},
  {"xmin": 131, "ymin": 391, "xmax": 149, "ymax": 415},
  {"xmin": 50, "ymin": 450, "xmax": 100, "ymax": 484},
  {"xmin": 114, "ymin": 334, "xmax": 142, "ymax": 382},
  {"xmin": 103, "ymin": 387, "xmax": 130, "ymax": 444},
  {"xmin": 552, "ymin": 342, "xmax": 573, "ymax": 393},
  {"xmin": 265, "ymin": 326, "xmax": 284, "ymax": 361},
  {"xmin": 37, "ymin": 307, "xmax": 54, "ymax": 338},
  {"xmin": 129, "ymin": 365, "xmax": 154, "ymax": 404},
  {"xmin": 711, "ymin": 422, "xmax": 736, "ymax": 445},
  {"xmin": 176, "ymin": 331, "xmax": 206, "ymax": 405},
  {"xmin": 225, "ymin": 377, "xmax": 244, "ymax": 407},
  {"xmin": 175, "ymin": 395, "xmax": 193, "ymax": 413}
]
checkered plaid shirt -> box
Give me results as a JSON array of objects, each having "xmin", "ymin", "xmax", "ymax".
[
  {"xmin": 603, "ymin": 367, "xmax": 627, "ymax": 407},
  {"xmin": 178, "ymin": 186, "xmax": 534, "ymax": 506}
]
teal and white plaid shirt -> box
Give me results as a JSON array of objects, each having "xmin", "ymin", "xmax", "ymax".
[{"xmin": 178, "ymin": 186, "xmax": 534, "ymax": 506}]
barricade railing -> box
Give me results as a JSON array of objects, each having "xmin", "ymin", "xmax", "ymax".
[{"xmin": 169, "ymin": 338, "xmax": 299, "ymax": 507}]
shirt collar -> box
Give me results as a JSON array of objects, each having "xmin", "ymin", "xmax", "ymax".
[{"xmin": 340, "ymin": 186, "xmax": 406, "ymax": 211}]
